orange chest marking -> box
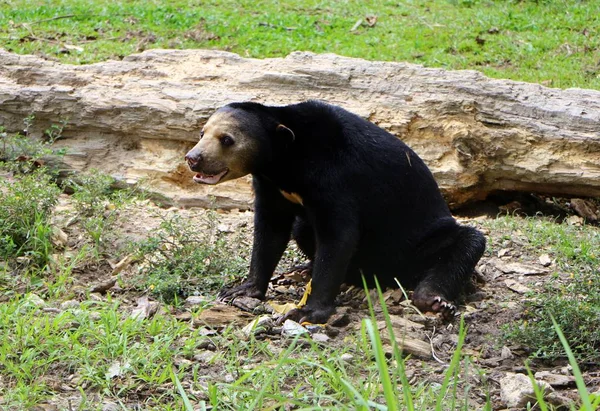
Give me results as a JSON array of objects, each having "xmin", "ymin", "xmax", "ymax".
[{"xmin": 280, "ymin": 190, "xmax": 304, "ymax": 205}]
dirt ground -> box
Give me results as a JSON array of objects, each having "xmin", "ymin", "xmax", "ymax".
[{"xmin": 47, "ymin": 193, "xmax": 600, "ymax": 410}]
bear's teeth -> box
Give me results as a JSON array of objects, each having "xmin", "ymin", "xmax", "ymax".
[{"xmin": 193, "ymin": 169, "xmax": 227, "ymax": 184}]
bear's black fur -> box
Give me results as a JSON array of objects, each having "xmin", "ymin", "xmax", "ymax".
[{"xmin": 188, "ymin": 101, "xmax": 486, "ymax": 323}]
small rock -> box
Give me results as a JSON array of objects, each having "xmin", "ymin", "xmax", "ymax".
[
  {"xmin": 281, "ymin": 319, "xmax": 308, "ymax": 337},
  {"xmin": 224, "ymin": 374, "xmax": 235, "ymax": 383},
  {"xmin": 175, "ymin": 312, "xmax": 192, "ymax": 322},
  {"xmin": 89, "ymin": 293, "xmax": 104, "ymax": 302},
  {"xmin": 496, "ymin": 261, "xmax": 548, "ymax": 276},
  {"xmin": 231, "ymin": 296, "xmax": 263, "ymax": 312},
  {"xmin": 106, "ymin": 361, "xmax": 131, "ymax": 379},
  {"xmin": 193, "ymin": 350, "xmax": 217, "ymax": 363},
  {"xmin": 16, "ymin": 256, "xmax": 31, "ymax": 265},
  {"xmin": 570, "ymin": 198, "xmax": 598, "ymax": 221},
  {"xmin": 559, "ymin": 365, "xmax": 573, "ymax": 375},
  {"xmin": 102, "ymin": 401, "xmax": 120, "ymax": 411},
  {"xmin": 501, "ymin": 346, "xmax": 514, "ymax": 360},
  {"xmin": 466, "ymin": 291, "xmax": 486, "ymax": 303},
  {"xmin": 25, "ymin": 293, "xmax": 45, "ymax": 307},
  {"xmin": 241, "ymin": 315, "xmax": 273, "ymax": 336},
  {"xmin": 60, "ymin": 300, "xmax": 80, "ymax": 310},
  {"xmin": 51, "ymin": 226, "xmax": 68, "ymax": 248},
  {"xmin": 504, "ymin": 279, "xmax": 532, "ymax": 294},
  {"xmin": 566, "ymin": 215, "xmax": 584, "ymax": 226},
  {"xmin": 340, "ymin": 353, "xmax": 354, "ymax": 362},
  {"xmin": 387, "ymin": 288, "xmax": 406, "ymax": 304},
  {"xmin": 378, "ymin": 314, "xmax": 424, "ymax": 330},
  {"xmin": 327, "ymin": 312, "xmax": 350, "ymax": 327},
  {"xmin": 110, "ymin": 254, "xmax": 136, "ymax": 275},
  {"xmin": 497, "ymin": 248, "xmax": 511, "ymax": 258},
  {"xmin": 480, "ymin": 357, "xmax": 501, "ymax": 367},
  {"xmin": 195, "ymin": 304, "xmax": 254, "ymax": 327},
  {"xmin": 198, "ymin": 341, "xmax": 217, "ymax": 351},
  {"xmin": 500, "ymin": 372, "xmax": 553, "ymax": 408},
  {"xmin": 538, "ymin": 254, "xmax": 552, "ymax": 267},
  {"xmin": 534, "ymin": 370, "xmax": 575, "ymax": 387},
  {"xmin": 185, "ymin": 296, "xmax": 206, "ymax": 306},
  {"xmin": 312, "ymin": 333, "xmax": 330, "ymax": 343},
  {"xmin": 89, "ymin": 278, "xmax": 117, "ymax": 294},
  {"xmin": 197, "ymin": 327, "xmax": 218, "ymax": 337},
  {"xmin": 324, "ymin": 325, "xmax": 340, "ymax": 337},
  {"xmin": 500, "ymin": 301, "xmax": 519, "ymax": 310},
  {"xmin": 217, "ymin": 223, "xmax": 232, "ymax": 232},
  {"xmin": 130, "ymin": 296, "xmax": 159, "ymax": 320}
]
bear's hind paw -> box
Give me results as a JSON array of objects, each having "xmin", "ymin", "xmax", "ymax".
[{"xmin": 412, "ymin": 294, "xmax": 457, "ymax": 321}]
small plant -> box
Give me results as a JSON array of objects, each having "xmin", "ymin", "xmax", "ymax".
[
  {"xmin": 43, "ymin": 118, "xmax": 68, "ymax": 144},
  {"xmin": 506, "ymin": 285, "xmax": 600, "ymax": 363},
  {"xmin": 527, "ymin": 317, "xmax": 600, "ymax": 411},
  {"xmin": 0, "ymin": 168, "xmax": 61, "ymax": 268},
  {"xmin": 67, "ymin": 172, "xmax": 115, "ymax": 216},
  {"xmin": 0, "ymin": 116, "xmax": 67, "ymax": 168},
  {"xmin": 133, "ymin": 212, "xmax": 248, "ymax": 304},
  {"xmin": 64, "ymin": 170, "xmax": 137, "ymax": 252}
]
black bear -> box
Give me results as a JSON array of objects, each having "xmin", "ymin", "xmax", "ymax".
[{"xmin": 185, "ymin": 101, "xmax": 486, "ymax": 323}]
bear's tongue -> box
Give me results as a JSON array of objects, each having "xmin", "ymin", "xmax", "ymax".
[{"xmin": 193, "ymin": 169, "xmax": 227, "ymax": 184}]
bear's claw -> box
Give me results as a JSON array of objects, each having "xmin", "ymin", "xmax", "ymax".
[
  {"xmin": 218, "ymin": 282, "xmax": 265, "ymax": 302},
  {"xmin": 412, "ymin": 293, "xmax": 457, "ymax": 321},
  {"xmin": 278, "ymin": 305, "xmax": 334, "ymax": 325}
]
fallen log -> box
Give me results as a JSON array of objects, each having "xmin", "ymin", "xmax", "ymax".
[{"xmin": 1, "ymin": 49, "xmax": 599, "ymax": 209}]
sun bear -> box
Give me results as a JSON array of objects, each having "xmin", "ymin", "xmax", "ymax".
[{"xmin": 185, "ymin": 101, "xmax": 486, "ymax": 323}]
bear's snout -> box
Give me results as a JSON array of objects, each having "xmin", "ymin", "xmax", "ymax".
[{"xmin": 185, "ymin": 150, "xmax": 203, "ymax": 171}]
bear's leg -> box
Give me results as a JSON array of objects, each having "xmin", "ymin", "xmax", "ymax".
[
  {"xmin": 411, "ymin": 225, "xmax": 485, "ymax": 319},
  {"xmin": 219, "ymin": 185, "xmax": 295, "ymax": 301},
  {"xmin": 283, "ymin": 211, "xmax": 360, "ymax": 324}
]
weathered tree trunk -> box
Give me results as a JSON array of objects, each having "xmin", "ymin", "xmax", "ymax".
[{"xmin": 1, "ymin": 49, "xmax": 599, "ymax": 209}]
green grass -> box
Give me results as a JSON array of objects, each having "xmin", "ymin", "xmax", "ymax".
[
  {"xmin": 1, "ymin": 0, "xmax": 599, "ymax": 89},
  {"xmin": 0, "ymin": 296, "xmax": 201, "ymax": 409},
  {"xmin": 0, "ymin": 260, "xmax": 487, "ymax": 410},
  {"xmin": 483, "ymin": 215, "xmax": 600, "ymax": 363}
]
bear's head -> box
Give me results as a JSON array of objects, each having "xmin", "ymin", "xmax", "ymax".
[{"xmin": 185, "ymin": 103, "xmax": 295, "ymax": 184}]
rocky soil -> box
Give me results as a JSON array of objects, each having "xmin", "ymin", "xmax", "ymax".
[{"xmin": 36, "ymin": 192, "xmax": 600, "ymax": 410}]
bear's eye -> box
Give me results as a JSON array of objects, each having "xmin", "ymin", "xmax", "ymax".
[
  {"xmin": 220, "ymin": 135, "xmax": 234, "ymax": 147},
  {"xmin": 200, "ymin": 130, "xmax": 205, "ymax": 139}
]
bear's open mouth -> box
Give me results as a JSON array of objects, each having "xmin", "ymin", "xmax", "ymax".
[{"xmin": 192, "ymin": 169, "xmax": 228, "ymax": 184}]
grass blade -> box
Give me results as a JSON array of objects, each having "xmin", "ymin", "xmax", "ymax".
[
  {"xmin": 171, "ymin": 366, "xmax": 194, "ymax": 411},
  {"xmin": 551, "ymin": 316, "xmax": 593, "ymax": 410},
  {"xmin": 525, "ymin": 361, "xmax": 549, "ymax": 411},
  {"xmin": 362, "ymin": 276, "xmax": 399, "ymax": 411},
  {"xmin": 364, "ymin": 318, "xmax": 398, "ymax": 411},
  {"xmin": 373, "ymin": 277, "xmax": 415, "ymax": 410},
  {"xmin": 435, "ymin": 316, "xmax": 466, "ymax": 411}
]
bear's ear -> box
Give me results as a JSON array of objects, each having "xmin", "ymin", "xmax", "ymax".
[{"xmin": 276, "ymin": 124, "xmax": 295, "ymax": 143}]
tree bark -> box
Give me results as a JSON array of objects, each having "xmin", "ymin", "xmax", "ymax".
[{"xmin": 1, "ymin": 49, "xmax": 599, "ymax": 209}]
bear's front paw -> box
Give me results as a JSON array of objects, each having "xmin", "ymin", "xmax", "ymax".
[
  {"xmin": 411, "ymin": 291, "xmax": 457, "ymax": 320},
  {"xmin": 280, "ymin": 304, "xmax": 335, "ymax": 325},
  {"xmin": 218, "ymin": 282, "xmax": 266, "ymax": 302}
]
